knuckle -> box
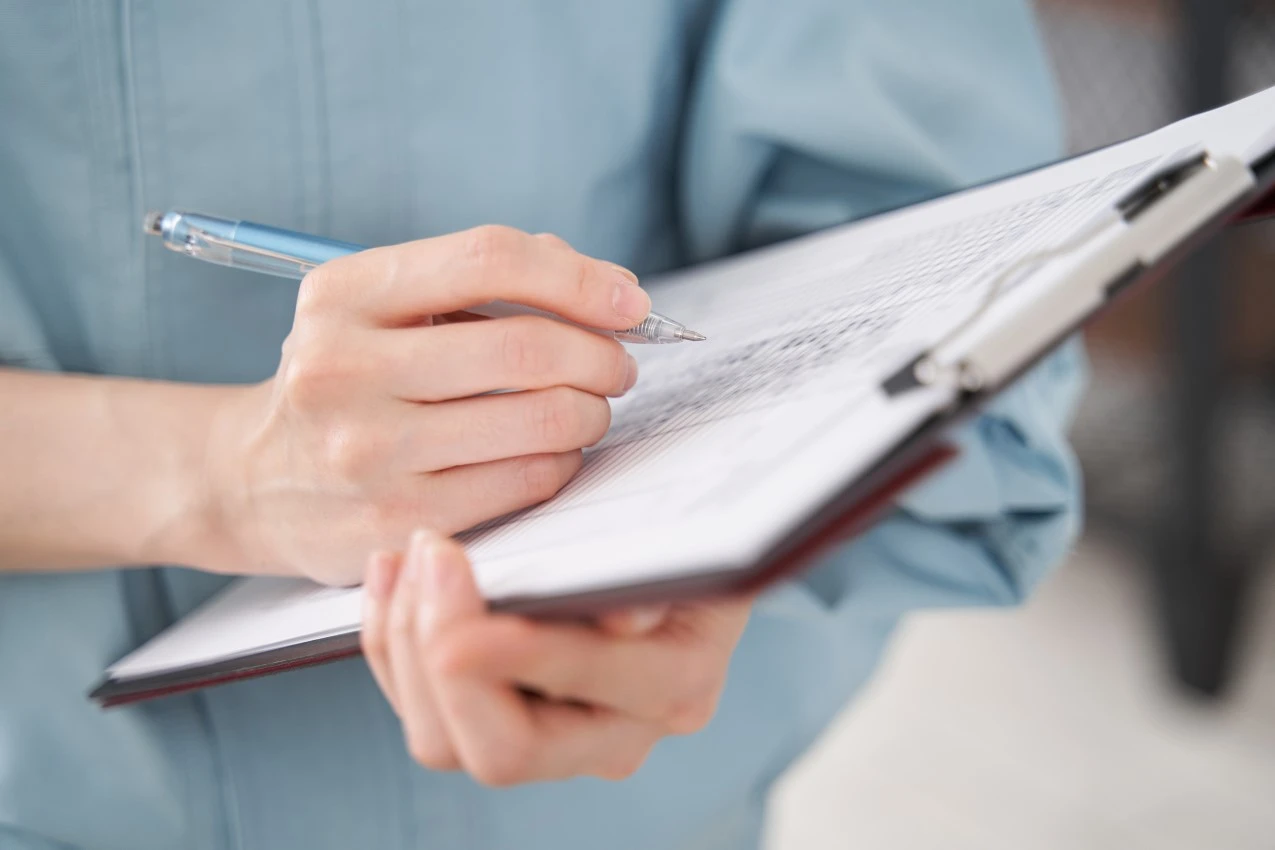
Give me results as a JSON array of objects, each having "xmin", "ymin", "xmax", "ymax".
[
  {"xmin": 662, "ymin": 664, "xmax": 723, "ymax": 734},
  {"xmin": 664, "ymin": 690, "xmax": 720, "ymax": 735},
  {"xmin": 407, "ymin": 734, "xmax": 458, "ymax": 771},
  {"xmin": 595, "ymin": 740, "xmax": 655, "ymax": 781},
  {"xmin": 462, "ymin": 224, "xmax": 520, "ymax": 273},
  {"xmin": 607, "ymin": 347, "xmax": 631, "ymax": 392},
  {"xmin": 581, "ymin": 394, "xmax": 612, "ymax": 445},
  {"xmin": 295, "ymin": 266, "xmax": 335, "ymax": 316},
  {"xmin": 294, "ymin": 260, "xmax": 363, "ymax": 316},
  {"xmin": 425, "ymin": 633, "xmax": 474, "ymax": 680},
  {"xmin": 360, "ymin": 625, "xmax": 388, "ymax": 660},
  {"xmin": 278, "ymin": 342, "xmax": 331, "ymax": 412},
  {"xmin": 321, "ymin": 425, "xmax": 380, "ymax": 481},
  {"xmin": 468, "ymin": 737, "xmax": 535, "ymax": 788},
  {"xmin": 406, "ymin": 737, "xmax": 431, "ymax": 766},
  {"xmin": 534, "ymin": 232, "xmax": 572, "ymax": 251},
  {"xmin": 569, "ymin": 256, "xmax": 593, "ymax": 305},
  {"xmin": 278, "ymin": 327, "xmax": 368, "ymax": 413},
  {"xmin": 516, "ymin": 454, "xmax": 571, "ymax": 502},
  {"xmin": 499, "ymin": 319, "xmax": 553, "ymax": 378},
  {"xmin": 529, "ymin": 387, "xmax": 582, "ymax": 447}
]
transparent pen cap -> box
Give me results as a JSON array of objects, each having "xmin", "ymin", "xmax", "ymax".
[{"xmin": 145, "ymin": 211, "xmax": 359, "ymax": 280}]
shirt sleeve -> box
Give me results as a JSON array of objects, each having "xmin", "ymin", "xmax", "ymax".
[{"xmin": 676, "ymin": 0, "xmax": 1087, "ymax": 620}]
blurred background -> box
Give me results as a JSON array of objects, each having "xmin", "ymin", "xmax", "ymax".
[{"xmin": 767, "ymin": 1, "xmax": 1275, "ymax": 846}]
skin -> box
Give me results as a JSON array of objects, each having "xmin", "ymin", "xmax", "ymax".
[
  {"xmin": 361, "ymin": 530, "xmax": 754, "ymax": 785},
  {"xmin": 1, "ymin": 227, "xmax": 642, "ymax": 580},
  {"xmin": 0, "ymin": 224, "xmax": 754, "ymax": 782}
]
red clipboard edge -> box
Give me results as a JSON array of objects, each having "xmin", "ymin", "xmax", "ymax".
[
  {"xmin": 94, "ymin": 136, "xmax": 1275, "ymax": 709},
  {"xmin": 90, "ymin": 439, "xmax": 959, "ymax": 708}
]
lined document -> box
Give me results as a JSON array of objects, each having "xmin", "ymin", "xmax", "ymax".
[
  {"xmin": 104, "ymin": 84, "xmax": 1275, "ymax": 685},
  {"xmin": 464, "ymin": 158, "xmax": 1154, "ymax": 587}
]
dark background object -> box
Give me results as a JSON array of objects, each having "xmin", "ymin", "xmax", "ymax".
[
  {"xmin": 1035, "ymin": 0, "xmax": 1275, "ymax": 698},
  {"xmin": 1160, "ymin": 0, "xmax": 1243, "ymax": 698}
]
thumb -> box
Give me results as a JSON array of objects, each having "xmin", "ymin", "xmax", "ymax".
[{"xmin": 411, "ymin": 529, "xmax": 484, "ymax": 632}]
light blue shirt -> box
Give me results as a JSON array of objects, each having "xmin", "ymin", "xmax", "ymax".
[{"xmin": 0, "ymin": 3, "xmax": 1084, "ymax": 849}]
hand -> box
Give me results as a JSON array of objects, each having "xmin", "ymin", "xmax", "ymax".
[
  {"xmin": 193, "ymin": 227, "xmax": 650, "ymax": 583},
  {"xmin": 361, "ymin": 530, "xmax": 754, "ymax": 786}
]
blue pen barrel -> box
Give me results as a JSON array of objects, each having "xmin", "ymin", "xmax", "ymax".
[
  {"xmin": 154, "ymin": 211, "xmax": 365, "ymax": 281},
  {"xmin": 148, "ymin": 209, "xmax": 701, "ymax": 343},
  {"xmin": 231, "ymin": 221, "xmax": 364, "ymax": 268}
]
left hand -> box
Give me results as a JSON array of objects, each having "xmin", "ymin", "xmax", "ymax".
[{"xmin": 361, "ymin": 530, "xmax": 753, "ymax": 785}]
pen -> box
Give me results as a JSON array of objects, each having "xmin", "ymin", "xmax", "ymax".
[{"xmin": 143, "ymin": 210, "xmax": 707, "ymax": 344}]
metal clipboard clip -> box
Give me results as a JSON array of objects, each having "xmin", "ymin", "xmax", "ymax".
[{"xmin": 882, "ymin": 146, "xmax": 1257, "ymax": 399}]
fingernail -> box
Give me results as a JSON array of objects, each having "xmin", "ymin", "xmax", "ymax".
[
  {"xmin": 611, "ymin": 272, "xmax": 651, "ymax": 324},
  {"xmin": 627, "ymin": 605, "xmax": 669, "ymax": 634},
  {"xmin": 403, "ymin": 529, "xmax": 429, "ymax": 586},
  {"xmin": 420, "ymin": 537, "xmax": 463, "ymax": 632},
  {"xmin": 364, "ymin": 551, "xmax": 398, "ymax": 602},
  {"xmin": 423, "ymin": 538, "xmax": 450, "ymax": 595},
  {"xmin": 607, "ymin": 262, "xmax": 639, "ymax": 286},
  {"xmin": 622, "ymin": 354, "xmax": 639, "ymax": 393},
  {"xmin": 411, "ymin": 531, "xmax": 440, "ymax": 629}
]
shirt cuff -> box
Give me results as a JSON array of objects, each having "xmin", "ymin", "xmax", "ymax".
[{"xmin": 898, "ymin": 337, "xmax": 1088, "ymax": 523}]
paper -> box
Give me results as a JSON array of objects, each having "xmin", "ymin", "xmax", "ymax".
[
  {"xmin": 105, "ymin": 85, "xmax": 1275, "ymax": 684},
  {"xmin": 459, "ymin": 154, "xmax": 1161, "ymax": 593},
  {"xmin": 111, "ymin": 579, "xmax": 361, "ymax": 679}
]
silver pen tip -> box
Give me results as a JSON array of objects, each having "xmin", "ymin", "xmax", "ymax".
[
  {"xmin": 675, "ymin": 328, "xmax": 707, "ymax": 342},
  {"xmin": 142, "ymin": 211, "xmax": 163, "ymax": 236}
]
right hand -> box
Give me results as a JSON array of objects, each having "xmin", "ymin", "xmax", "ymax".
[{"xmin": 194, "ymin": 226, "xmax": 650, "ymax": 584}]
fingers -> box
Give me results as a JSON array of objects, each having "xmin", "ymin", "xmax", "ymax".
[
  {"xmin": 384, "ymin": 531, "xmax": 463, "ymax": 770},
  {"xmin": 360, "ymin": 550, "xmax": 403, "ymax": 706},
  {"xmin": 435, "ymin": 612, "xmax": 735, "ymax": 734},
  {"xmin": 482, "ymin": 699, "xmax": 663, "ymax": 784},
  {"xmin": 418, "ymin": 451, "xmax": 583, "ymax": 534},
  {"xmin": 418, "ymin": 534, "xmax": 661, "ymax": 784},
  {"xmin": 371, "ymin": 531, "xmax": 745, "ymax": 785},
  {"xmin": 363, "ymin": 547, "xmax": 458, "ymax": 770},
  {"xmin": 399, "ymin": 387, "xmax": 611, "ymax": 471},
  {"xmin": 410, "ymin": 534, "xmax": 538, "ymax": 782},
  {"xmin": 383, "ymin": 315, "xmax": 639, "ymax": 401},
  {"xmin": 303, "ymin": 225, "xmax": 651, "ymax": 331},
  {"xmin": 533, "ymin": 232, "xmax": 573, "ymax": 250}
]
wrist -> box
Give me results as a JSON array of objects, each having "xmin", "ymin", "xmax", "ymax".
[
  {"xmin": 0, "ymin": 370, "xmax": 261, "ymax": 573},
  {"xmin": 122, "ymin": 379, "xmax": 254, "ymax": 572}
]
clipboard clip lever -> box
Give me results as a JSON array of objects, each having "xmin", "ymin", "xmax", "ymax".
[
  {"xmin": 882, "ymin": 147, "xmax": 1227, "ymax": 400},
  {"xmin": 1114, "ymin": 146, "xmax": 1214, "ymax": 222}
]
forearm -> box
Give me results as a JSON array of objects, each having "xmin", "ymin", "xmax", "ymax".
[{"xmin": 0, "ymin": 368, "xmax": 236, "ymax": 571}]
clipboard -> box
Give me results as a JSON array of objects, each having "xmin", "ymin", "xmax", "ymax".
[{"xmin": 90, "ymin": 100, "xmax": 1275, "ymax": 709}]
